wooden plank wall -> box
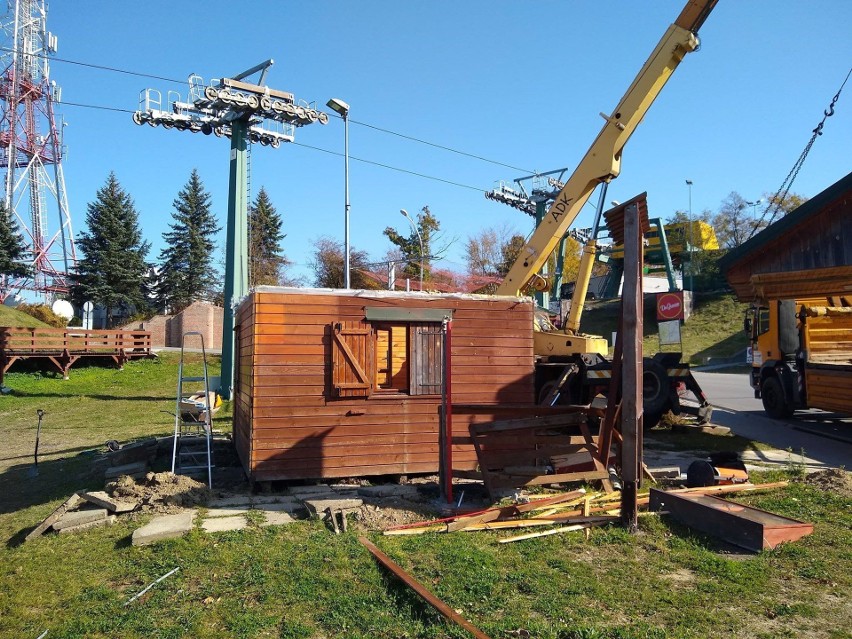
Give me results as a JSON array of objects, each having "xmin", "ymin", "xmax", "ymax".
[
  {"xmin": 727, "ymin": 189, "xmax": 851, "ymax": 300},
  {"xmin": 233, "ymin": 291, "xmax": 534, "ymax": 482},
  {"xmin": 233, "ymin": 301, "xmax": 256, "ymax": 474}
]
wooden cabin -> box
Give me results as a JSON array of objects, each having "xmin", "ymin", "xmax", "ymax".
[{"xmin": 232, "ymin": 287, "xmax": 535, "ymax": 482}]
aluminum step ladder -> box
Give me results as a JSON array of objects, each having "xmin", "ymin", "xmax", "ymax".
[{"xmin": 171, "ymin": 331, "xmax": 215, "ymax": 488}]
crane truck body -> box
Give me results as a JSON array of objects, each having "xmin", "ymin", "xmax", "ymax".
[
  {"xmin": 494, "ymin": 0, "xmax": 716, "ymax": 423},
  {"xmin": 746, "ymin": 299, "xmax": 852, "ymax": 418}
]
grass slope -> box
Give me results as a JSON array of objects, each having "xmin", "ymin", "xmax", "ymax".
[
  {"xmin": 580, "ymin": 291, "xmax": 749, "ymax": 365},
  {"xmin": 0, "ymin": 304, "xmax": 51, "ymax": 327}
]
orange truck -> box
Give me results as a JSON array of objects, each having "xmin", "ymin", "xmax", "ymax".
[{"xmin": 745, "ymin": 299, "xmax": 852, "ymax": 418}]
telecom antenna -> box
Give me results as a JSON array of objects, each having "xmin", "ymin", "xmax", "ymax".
[{"xmin": 0, "ymin": 0, "xmax": 76, "ymax": 301}]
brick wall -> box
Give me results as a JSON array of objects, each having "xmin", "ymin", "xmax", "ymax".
[
  {"xmin": 121, "ymin": 302, "xmax": 223, "ymax": 349},
  {"xmin": 173, "ymin": 301, "xmax": 223, "ymax": 349}
]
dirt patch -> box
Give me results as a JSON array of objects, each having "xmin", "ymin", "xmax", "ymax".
[
  {"xmin": 661, "ymin": 568, "xmax": 696, "ymax": 586},
  {"xmin": 108, "ymin": 472, "xmax": 211, "ymax": 513},
  {"xmin": 353, "ymin": 501, "xmax": 438, "ymax": 531},
  {"xmin": 800, "ymin": 468, "xmax": 852, "ymax": 498}
]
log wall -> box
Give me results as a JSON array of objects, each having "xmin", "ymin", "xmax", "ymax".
[{"xmin": 233, "ymin": 289, "xmax": 535, "ymax": 482}]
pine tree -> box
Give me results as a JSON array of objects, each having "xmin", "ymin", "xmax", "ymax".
[
  {"xmin": 0, "ymin": 199, "xmax": 30, "ymax": 278},
  {"xmin": 156, "ymin": 169, "xmax": 221, "ymax": 311},
  {"xmin": 249, "ymin": 187, "xmax": 288, "ymax": 287},
  {"xmin": 71, "ymin": 173, "xmax": 150, "ymax": 326}
]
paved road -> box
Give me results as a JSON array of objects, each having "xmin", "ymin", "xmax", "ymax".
[{"xmin": 693, "ymin": 371, "xmax": 852, "ymax": 470}]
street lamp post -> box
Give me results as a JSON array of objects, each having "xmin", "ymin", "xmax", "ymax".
[
  {"xmin": 327, "ymin": 98, "xmax": 350, "ymax": 288},
  {"xmin": 746, "ymin": 198, "xmax": 763, "ymax": 226},
  {"xmin": 685, "ymin": 179, "xmax": 693, "ymax": 293},
  {"xmin": 400, "ymin": 209, "xmax": 424, "ymax": 291}
]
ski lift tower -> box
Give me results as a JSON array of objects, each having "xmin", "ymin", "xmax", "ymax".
[
  {"xmin": 485, "ymin": 168, "xmax": 569, "ymax": 309},
  {"xmin": 134, "ymin": 59, "xmax": 327, "ymax": 398},
  {"xmin": 0, "ymin": 0, "xmax": 77, "ymax": 301}
]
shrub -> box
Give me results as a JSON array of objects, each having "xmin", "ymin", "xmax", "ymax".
[{"xmin": 16, "ymin": 303, "xmax": 69, "ymax": 328}]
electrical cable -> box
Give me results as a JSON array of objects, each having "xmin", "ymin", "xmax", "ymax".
[
  {"xmin": 61, "ymin": 100, "xmax": 133, "ymax": 114},
  {"xmin": 341, "ymin": 116, "xmax": 534, "ymax": 174},
  {"xmin": 290, "ymin": 141, "xmax": 486, "ymax": 192},
  {"xmin": 0, "ymin": 45, "xmax": 184, "ymax": 84},
  {"xmin": 6, "ymin": 45, "xmax": 534, "ymax": 176}
]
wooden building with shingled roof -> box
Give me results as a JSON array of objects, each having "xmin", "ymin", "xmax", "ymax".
[{"xmin": 719, "ymin": 171, "xmax": 852, "ymax": 303}]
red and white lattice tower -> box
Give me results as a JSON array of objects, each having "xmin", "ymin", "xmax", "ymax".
[{"xmin": 0, "ymin": 0, "xmax": 75, "ymax": 301}]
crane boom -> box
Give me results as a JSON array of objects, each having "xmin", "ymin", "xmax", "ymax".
[{"xmin": 495, "ymin": 0, "xmax": 716, "ymax": 297}]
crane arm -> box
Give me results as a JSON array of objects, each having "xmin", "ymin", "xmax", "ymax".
[{"xmin": 495, "ymin": 0, "xmax": 716, "ymax": 297}]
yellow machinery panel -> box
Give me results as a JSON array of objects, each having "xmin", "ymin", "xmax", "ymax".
[{"xmin": 535, "ymin": 331, "xmax": 609, "ymax": 358}]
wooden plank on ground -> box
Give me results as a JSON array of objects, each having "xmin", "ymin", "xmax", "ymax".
[
  {"xmin": 359, "ymin": 537, "xmax": 493, "ymax": 639},
  {"xmin": 25, "ymin": 493, "xmax": 83, "ymax": 541},
  {"xmin": 649, "ymin": 488, "xmax": 812, "ymax": 552}
]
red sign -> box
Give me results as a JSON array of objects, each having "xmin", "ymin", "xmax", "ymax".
[{"xmin": 656, "ymin": 291, "xmax": 684, "ymax": 321}]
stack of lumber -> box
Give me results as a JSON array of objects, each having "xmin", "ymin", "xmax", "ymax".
[{"xmin": 383, "ymin": 482, "xmax": 790, "ymax": 544}]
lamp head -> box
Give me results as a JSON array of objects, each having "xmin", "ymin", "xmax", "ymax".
[
  {"xmin": 400, "ymin": 209, "xmax": 410, "ymax": 218},
  {"xmin": 685, "ymin": 179, "xmax": 693, "ymax": 186},
  {"xmin": 326, "ymin": 98, "xmax": 350, "ymax": 117}
]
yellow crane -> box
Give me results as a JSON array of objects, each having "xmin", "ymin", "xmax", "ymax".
[{"xmin": 495, "ymin": 0, "xmax": 717, "ymax": 422}]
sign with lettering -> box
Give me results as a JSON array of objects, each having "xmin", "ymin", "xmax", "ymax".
[{"xmin": 656, "ymin": 291, "xmax": 684, "ymax": 321}]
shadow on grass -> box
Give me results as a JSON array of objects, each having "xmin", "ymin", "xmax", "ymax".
[
  {"xmin": 9, "ymin": 391, "xmax": 172, "ymax": 401},
  {"xmin": 1, "ymin": 452, "xmax": 105, "ymax": 544},
  {"xmin": 0, "ymin": 443, "xmax": 101, "ymax": 462},
  {"xmin": 692, "ymin": 331, "xmax": 747, "ymax": 365}
]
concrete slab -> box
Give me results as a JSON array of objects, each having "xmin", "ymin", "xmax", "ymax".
[
  {"xmin": 329, "ymin": 483, "xmax": 361, "ymax": 493},
  {"xmin": 107, "ymin": 439, "xmax": 158, "ymax": 467},
  {"xmin": 132, "ymin": 511, "xmax": 195, "ymax": 546},
  {"xmin": 303, "ymin": 498, "xmax": 363, "ymax": 517},
  {"xmin": 208, "ymin": 495, "xmax": 253, "ymax": 508},
  {"xmin": 287, "ymin": 485, "xmax": 332, "ymax": 498},
  {"xmin": 105, "ymin": 461, "xmax": 148, "ymax": 481},
  {"xmin": 253, "ymin": 501, "xmax": 301, "ymax": 514},
  {"xmin": 25, "ymin": 493, "xmax": 84, "ymax": 541},
  {"xmin": 57, "ymin": 515, "xmax": 116, "ymax": 535},
  {"xmin": 201, "ymin": 515, "xmax": 248, "ymax": 533},
  {"xmin": 80, "ymin": 490, "xmax": 137, "ymax": 513},
  {"xmin": 251, "ymin": 495, "xmax": 301, "ymax": 507},
  {"xmin": 357, "ymin": 485, "xmax": 420, "ymax": 499},
  {"xmin": 205, "ymin": 507, "xmax": 250, "ymax": 518},
  {"xmin": 258, "ymin": 510, "xmax": 295, "ymax": 527},
  {"xmin": 53, "ymin": 508, "xmax": 108, "ymax": 531}
]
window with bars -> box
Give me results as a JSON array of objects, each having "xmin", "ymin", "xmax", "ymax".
[{"xmin": 330, "ymin": 319, "xmax": 444, "ymax": 398}]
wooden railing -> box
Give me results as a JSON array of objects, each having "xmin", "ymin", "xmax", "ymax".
[
  {"xmin": 0, "ymin": 326, "xmax": 152, "ymax": 354},
  {"xmin": 0, "ymin": 326, "xmax": 152, "ymax": 384}
]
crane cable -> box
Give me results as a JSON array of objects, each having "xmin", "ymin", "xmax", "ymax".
[{"xmin": 753, "ymin": 67, "xmax": 851, "ymax": 235}]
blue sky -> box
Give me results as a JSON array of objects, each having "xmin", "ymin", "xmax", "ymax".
[{"xmin": 30, "ymin": 1, "xmax": 852, "ymax": 284}]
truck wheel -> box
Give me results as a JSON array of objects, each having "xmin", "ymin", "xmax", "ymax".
[
  {"xmin": 761, "ymin": 376, "xmax": 793, "ymax": 419},
  {"xmin": 538, "ymin": 381, "xmax": 559, "ymax": 405},
  {"xmin": 642, "ymin": 360, "xmax": 670, "ymax": 415},
  {"xmin": 644, "ymin": 410, "xmax": 665, "ymax": 429}
]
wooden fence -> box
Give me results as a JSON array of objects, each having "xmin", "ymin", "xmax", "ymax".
[{"xmin": 0, "ymin": 326, "xmax": 152, "ymax": 384}]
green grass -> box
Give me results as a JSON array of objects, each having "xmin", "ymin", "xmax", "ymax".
[
  {"xmin": 1, "ymin": 350, "xmax": 850, "ymax": 638},
  {"xmin": 0, "ymin": 304, "xmax": 51, "ymax": 327},
  {"xmin": 0, "ymin": 352, "xmax": 231, "ymax": 512},
  {"xmin": 580, "ymin": 292, "xmax": 749, "ymax": 365}
]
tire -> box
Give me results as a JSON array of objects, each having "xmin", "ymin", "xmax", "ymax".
[
  {"xmin": 642, "ymin": 360, "xmax": 670, "ymax": 416},
  {"xmin": 686, "ymin": 460, "xmax": 716, "ymax": 488},
  {"xmin": 644, "ymin": 410, "xmax": 664, "ymax": 429},
  {"xmin": 761, "ymin": 376, "xmax": 793, "ymax": 419},
  {"xmin": 538, "ymin": 381, "xmax": 559, "ymax": 406}
]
